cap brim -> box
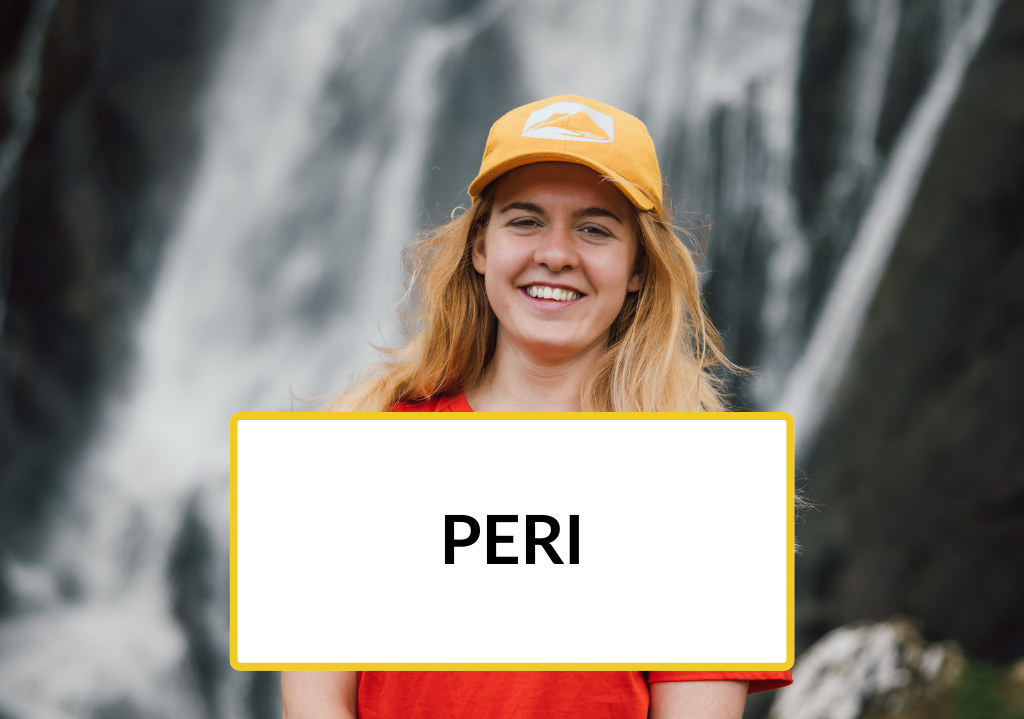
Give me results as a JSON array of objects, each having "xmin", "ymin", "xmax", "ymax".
[{"xmin": 468, "ymin": 152, "xmax": 657, "ymax": 213}]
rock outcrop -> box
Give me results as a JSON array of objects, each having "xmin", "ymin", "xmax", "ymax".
[{"xmin": 771, "ymin": 619, "xmax": 963, "ymax": 719}]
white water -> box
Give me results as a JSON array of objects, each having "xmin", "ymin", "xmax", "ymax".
[{"xmin": 0, "ymin": 0, "xmax": 997, "ymax": 715}]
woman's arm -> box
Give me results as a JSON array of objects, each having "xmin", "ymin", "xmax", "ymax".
[
  {"xmin": 280, "ymin": 671, "xmax": 357, "ymax": 719},
  {"xmin": 649, "ymin": 680, "xmax": 748, "ymax": 719}
]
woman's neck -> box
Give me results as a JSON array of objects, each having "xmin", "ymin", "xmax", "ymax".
[{"xmin": 464, "ymin": 330, "xmax": 608, "ymax": 412}]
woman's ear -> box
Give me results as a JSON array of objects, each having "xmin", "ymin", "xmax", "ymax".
[
  {"xmin": 471, "ymin": 224, "xmax": 487, "ymax": 275},
  {"xmin": 627, "ymin": 250, "xmax": 646, "ymax": 292}
]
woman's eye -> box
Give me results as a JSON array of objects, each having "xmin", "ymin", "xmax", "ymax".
[
  {"xmin": 510, "ymin": 218, "xmax": 541, "ymax": 228},
  {"xmin": 580, "ymin": 225, "xmax": 610, "ymax": 238}
]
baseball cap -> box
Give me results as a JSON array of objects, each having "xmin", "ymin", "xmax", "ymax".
[{"xmin": 468, "ymin": 95, "xmax": 663, "ymax": 215}]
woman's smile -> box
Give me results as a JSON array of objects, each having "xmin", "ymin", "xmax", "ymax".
[{"xmin": 521, "ymin": 284, "xmax": 584, "ymax": 303}]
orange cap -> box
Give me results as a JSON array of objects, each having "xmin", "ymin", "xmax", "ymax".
[{"xmin": 468, "ymin": 95, "xmax": 663, "ymax": 215}]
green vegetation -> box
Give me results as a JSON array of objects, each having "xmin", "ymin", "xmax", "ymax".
[{"xmin": 950, "ymin": 659, "xmax": 1024, "ymax": 719}]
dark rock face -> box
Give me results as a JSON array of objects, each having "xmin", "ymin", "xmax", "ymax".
[
  {"xmin": 700, "ymin": 102, "xmax": 774, "ymax": 382},
  {"xmin": 796, "ymin": 0, "xmax": 1024, "ymax": 663},
  {"xmin": 0, "ymin": 0, "xmax": 231, "ymax": 560},
  {"xmin": 794, "ymin": 0, "xmax": 854, "ymax": 228},
  {"xmin": 875, "ymin": 0, "xmax": 940, "ymax": 158},
  {"xmin": 168, "ymin": 496, "xmax": 222, "ymax": 718},
  {"xmin": 0, "ymin": 0, "xmax": 35, "ymax": 141},
  {"xmin": 793, "ymin": 0, "xmax": 944, "ymax": 335}
]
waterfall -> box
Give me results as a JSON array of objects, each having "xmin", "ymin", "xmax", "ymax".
[
  {"xmin": 775, "ymin": 0, "xmax": 999, "ymax": 448},
  {"xmin": 0, "ymin": 0, "xmax": 1000, "ymax": 716}
]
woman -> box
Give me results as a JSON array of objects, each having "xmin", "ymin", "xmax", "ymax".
[{"xmin": 282, "ymin": 96, "xmax": 792, "ymax": 718}]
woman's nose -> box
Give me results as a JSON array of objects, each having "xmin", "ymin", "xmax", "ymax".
[{"xmin": 534, "ymin": 223, "xmax": 579, "ymax": 271}]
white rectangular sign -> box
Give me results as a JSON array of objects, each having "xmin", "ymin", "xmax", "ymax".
[{"xmin": 230, "ymin": 413, "xmax": 794, "ymax": 670}]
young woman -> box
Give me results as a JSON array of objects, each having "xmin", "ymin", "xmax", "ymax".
[{"xmin": 281, "ymin": 96, "xmax": 792, "ymax": 718}]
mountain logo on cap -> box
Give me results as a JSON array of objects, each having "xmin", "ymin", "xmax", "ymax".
[{"xmin": 521, "ymin": 101, "xmax": 615, "ymax": 143}]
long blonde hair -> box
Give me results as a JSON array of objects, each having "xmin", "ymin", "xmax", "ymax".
[{"xmin": 331, "ymin": 181, "xmax": 736, "ymax": 412}]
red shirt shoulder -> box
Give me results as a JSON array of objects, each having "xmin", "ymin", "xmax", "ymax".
[{"xmin": 390, "ymin": 392, "xmax": 473, "ymax": 412}]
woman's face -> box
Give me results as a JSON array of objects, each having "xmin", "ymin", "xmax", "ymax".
[{"xmin": 473, "ymin": 162, "xmax": 642, "ymax": 364}]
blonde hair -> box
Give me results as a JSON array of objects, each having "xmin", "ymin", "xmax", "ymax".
[{"xmin": 331, "ymin": 181, "xmax": 736, "ymax": 412}]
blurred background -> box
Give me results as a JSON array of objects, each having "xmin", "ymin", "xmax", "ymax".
[{"xmin": 0, "ymin": 0, "xmax": 1022, "ymax": 717}]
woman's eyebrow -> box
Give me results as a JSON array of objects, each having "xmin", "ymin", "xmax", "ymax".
[
  {"xmin": 499, "ymin": 201, "xmax": 545, "ymax": 215},
  {"xmin": 573, "ymin": 206, "xmax": 621, "ymax": 223}
]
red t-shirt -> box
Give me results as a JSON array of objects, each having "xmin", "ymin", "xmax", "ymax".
[{"xmin": 359, "ymin": 393, "xmax": 792, "ymax": 717}]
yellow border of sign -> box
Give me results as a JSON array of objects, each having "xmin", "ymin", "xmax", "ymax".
[{"xmin": 229, "ymin": 412, "xmax": 795, "ymax": 672}]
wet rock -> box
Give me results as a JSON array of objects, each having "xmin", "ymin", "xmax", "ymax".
[{"xmin": 769, "ymin": 619, "xmax": 962, "ymax": 719}]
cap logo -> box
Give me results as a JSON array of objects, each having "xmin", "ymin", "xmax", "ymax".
[{"xmin": 521, "ymin": 101, "xmax": 615, "ymax": 143}]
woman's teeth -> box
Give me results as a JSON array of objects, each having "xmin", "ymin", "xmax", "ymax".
[{"xmin": 525, "ymin": 286, "xmax": 580, "ymax": 301}]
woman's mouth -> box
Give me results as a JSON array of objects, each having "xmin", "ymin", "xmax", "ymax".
[{"xmin": 522, "ymin": 285, "xmax": 582, "ymax": 302}]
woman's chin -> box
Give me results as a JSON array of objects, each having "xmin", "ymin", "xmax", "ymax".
[{"xmin": 510, "ymin": 334, "xmax": 607, "ymax": 366}]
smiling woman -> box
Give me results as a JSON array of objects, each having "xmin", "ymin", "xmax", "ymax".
[
  {"xmin": 283, "ymin": 95, "xmax": 792, "ymax": 718},
  {"xmin": 467, "ymin": 162, "xmax": 645, "ymax": 409},
  {"xmin": 330, "ymin": 96, "xmax": 735, "ymax": 414}
]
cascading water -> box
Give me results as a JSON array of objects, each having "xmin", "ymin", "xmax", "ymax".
[{"xmin": 0, "ymin": 0, "xmax": 999, "ymax": 716}]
